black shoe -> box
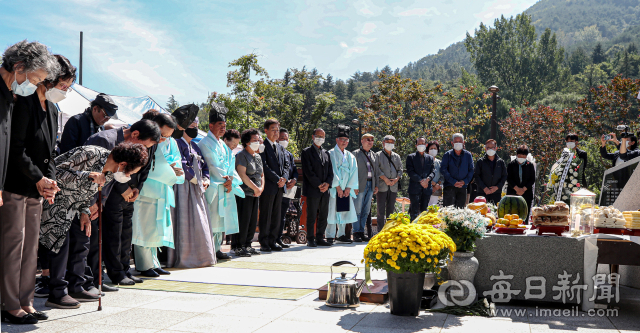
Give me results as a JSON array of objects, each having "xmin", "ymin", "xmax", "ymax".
[
  {"xmin": 45, "ymin": 295, "xmax": 81, "ymax": 309},
  {"xmin": 326, "ymin": 238, "xmax": 335, "ymax": 245},
  {"xmin": 276, "ymin": 239, "xmax": 291, "ymax": 248},
  {"xmin": 140, "ymin": 268, "xmax": 159, "ymax": 277},
  {"xmin": 353, "ymin": 233, "xmax": 363, "ymax": 243},
  {"xmin": 116, "ymin": 277, "xmax": 136, "ymax": 286},
  {"xmin": 69, "ymin": 290, "xmax": 100, "ymax": 302},
  {"xmin": 269, "ymin": 244, "xmax": 283, "ymax": 251},
  {"xmin": 234, "ymin": 247, "xmax": 251, "ymax": 257},
  {"xmin": 336, "ymin": 235, "xmax": 353, "ymax": 244},
  {"xmin": 1, "ymin": 311, "xmax": 39, "ymax": 324},
  {"xmin": 34, "ymin": 276, "xmax": 50, "ymax": 298},
  {"xmin": 154, "ymin": 267, "xmax": 171, "ymax": 275},
  {"xmin": 216, "ymin": 251, "xmax": 231, "ymax": 260},
  {"xmin": 101, "ymin": 284, "xmax": 119, "ymax": 292},
  {"xmin": 259, "ymin": 246, "xmax": 272, "ymax": 253},
  {"xmin": 362, "ymin": 233, "xmax": 371, "ymax": 242},
  {"xmin": 317, "ymin": 239, "xmax": 332, "ymax": 247},
  {"xmin": 307, "ymin": 240, "xmax": 317, "ymax": 247},
  {"xmin": 126, "ymin": 273, "xmax": 144, "ymax": 283},
  {"xmin": 86, "ymin": 286, "xmax": 105, "ymax": 297},
  {"xmin": 29, "ymin": 311, "xmax": 48, "ymax": 321},
  {"xmin": 246, "ymin": 247, "xmax": 261, "ymax": 255}
]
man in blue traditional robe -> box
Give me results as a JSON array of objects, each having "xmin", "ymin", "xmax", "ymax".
[
  {"xmin": 326, "ymin": 125, "xmax": 359, "ymax": 244},
  {"xmin": 199, "ymin": 103, "xmax": 244, "ymax": 260}
]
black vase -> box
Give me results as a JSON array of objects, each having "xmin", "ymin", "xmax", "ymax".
[{"xmin": 387, "ymin": 271, "xmax": 425, "ymax": 316}]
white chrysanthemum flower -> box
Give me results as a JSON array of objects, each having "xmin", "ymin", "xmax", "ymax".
[
  {"xmin": 571, "ymin": 179, "xmax": 578, "ymax": 184},
  {"xmin": 568, "ymin": 184, "xmax": 573, "ymax": 189}
]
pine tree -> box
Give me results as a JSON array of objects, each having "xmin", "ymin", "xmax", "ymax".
[
  {"xmin": 569, "ymin": 48, "xmax": 588, "ymax": 75},
  {"xmin": 347, "ymin": 79, "xmax": 356, "ymax": 98},
  {"xmin": 592, "ymin": 43, "xmax": 606, "ymax": 64},
  {"xmin": 166, "ymin": 95, "xmax": 179, "ymax": 112}
]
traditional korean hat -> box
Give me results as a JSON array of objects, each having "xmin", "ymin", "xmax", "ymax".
[
  {"xmin": 209, "ymin": 102, "xmax": 228, "ymax": 123},
  {"xmin": 172, "ymin": 103, "xmax": 199, "ymax": 129},
  {"xmin": 337, "ymin": 124, "xmax": 350, "ymax": 138}
]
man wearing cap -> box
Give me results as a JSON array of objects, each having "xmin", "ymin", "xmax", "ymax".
[
  {"xmin": 376, "ymin": 135, "xmax": 402, "ymax": 230},
  {"xmin": 132, "ymin": 110, "xmax": 186, "ymax": 277},
  {"xmin": 199, "ymin": 103, "xmax": 244, "ymax": 260},
  {"xmin": 301, "ymin": 128, "xmax": 333, "ymax": 247},
  {"xmin": 351, "ymin": 133, "xmax": 378, "ymax": 242},
  {"xmin": 59, "ymin": 93, "xmax": 117, "ymax": 154},
  {"xmin": 326, "ymin": 125, "xmax": 359, "ymax": 244}
]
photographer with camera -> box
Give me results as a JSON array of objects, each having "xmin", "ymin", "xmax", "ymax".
[{"xmin": 601, "ymin": 127, "xmax": 639, "ymax": 167}]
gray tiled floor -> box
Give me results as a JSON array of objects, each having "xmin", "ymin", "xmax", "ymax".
[{"xmin": 2, "ymin": 243, "xmax": 638, "ymax": 332}]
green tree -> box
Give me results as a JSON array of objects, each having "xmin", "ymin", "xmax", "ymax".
[
  {"xmin": 592, "ymin": 42, "xmax": 606, "ymax": 64},
  {"xmin": 347, "ymin": 79, "xmax": 356, "ymax": 98},
  {"xmin": 465, "ymin": 14, "xmax": 567, "ymax": 106},
  {"xmin": 165, "ymin": 95, "xmax": 179, "ymax": 112},
  {"xmin": 568, "ymin": 48, "xmax": 588, "ymax": 75}
]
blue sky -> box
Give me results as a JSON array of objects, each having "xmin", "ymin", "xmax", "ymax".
[{"xmin": 1, "ymin": 0, "xmax": 538, "ymax": 107}]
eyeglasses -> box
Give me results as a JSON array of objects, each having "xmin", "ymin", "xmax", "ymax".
[
  {"xmin": 363, "ymin": 138, "xmax": 374, "ymax": 142},
  {"xmin": 338, "ymin": 138, "xmax": 350, "ymax": 142},
  {"xmin": 99, "ymin": 108, "xmax": 111, "ymax": 119}
]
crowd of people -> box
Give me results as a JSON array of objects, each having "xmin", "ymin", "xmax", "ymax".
[{"xmin": 1, "ymin": 40, "xmax": 640, "ymax": 326}]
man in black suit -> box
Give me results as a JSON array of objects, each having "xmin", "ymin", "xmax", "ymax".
[
  {"xmin": 276, "ymin": 128, "xmax": 298, "ymax": 248},
  {"xmin": 258, "ymin": 119, "xmax": 290, "ymax": 252},
  {"xmin": 301, "ymin": 128, "xmax": 333, "ymax": 247},
  {"xmin": 58, "ymin": 93, "xmax": 116, "ymax": 154},
  {"xmin": 406, "ymin": 137, "xmax": 436, "ymax": 221}
]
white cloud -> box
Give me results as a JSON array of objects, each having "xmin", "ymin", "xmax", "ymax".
[
  {"xmin": 340, "ymin": 42, "xmax": 349, "ymax": 48},
  {"xmin": 361, "ymin": 22, "xmax": 377, "ymax": 35},
  {"xmin": 354, "ymin": 0, "xmax": 383, "ymax": 17},
  {"xmin": 356, "ymin": 36, "xmax": 376, "ymax": 44},
  {"xmin": 397, "ymin": 7, "xmax": 441, "ymax": 17}
]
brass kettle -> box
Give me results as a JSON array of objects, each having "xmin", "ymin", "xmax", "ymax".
[{"xmin": 325, "ymin": 261, "xmax": 367, "ymax": 308}]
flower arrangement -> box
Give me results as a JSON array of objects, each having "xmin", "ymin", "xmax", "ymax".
[
  {"xmin": 413, "ymin": 206, "xmax": 444, "ymax": 226},
  {"xmin": 364, "ymin": 212, "xmax": 456, "ymax": 274},
  {"xmin": 547, "ymin": 148, "xmax": 584, "ymax": 203},
  {"xmin": 437, "ymin": 207, "xmax": 488, "ymax": 252}
]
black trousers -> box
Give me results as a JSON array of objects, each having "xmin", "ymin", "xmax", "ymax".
[
  {"xmin": 409, "ymin": 190, "xmax": 432, "ymax": 221},
  {"xmin": 258, "ymin": 188, "xmax": 283, "ymax": 247},
  {"xmin": 103, "ymin": 195, "xmax": 134, "ymax": 283},
  {"xmin": 484, "ymin": 192, "xmax": 502, "ymax": 205},
  {"xmin": 48, "ymin": 216, "xmax": 91, "ymax": 298},
  {"xmin": 83, "ymin": 217, "xmax": 100, "ymax": 289},
  {"xmin": 232, "ymin": 196, "xmax": 259, "ymax": 249},
  {"xmin": 305, "ymin": 192, "xmax": 329, "ymax": 241},
  {"xmin": 278, "ymin": 198, "xmax": 290, "ymax": 240},
  {"xmin": 443, "ymin": 186, "xmax": 467, "ymax": 208}
]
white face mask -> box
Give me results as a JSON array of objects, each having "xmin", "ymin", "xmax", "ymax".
[
  {"xmin": 453, "ymin": 142, "xmax": 463, "ymax": 151},
  {"xmin": 429, "ymin": 149, "xmax": 438, "ymax": 157},
  {"xmin": 517, "ymin": 158, "xmax": 526, "ymax": 164},
  {"xmin": 486, "ymin": 149, "xmax": 496, "ymax": 156},
  {"xmin": 249, "ymin": 142, "xmax": 260, "ymax": 152},
  {"xmin": 384, "ymin": 143, "xmax": 395, "ymax": 151},
  {"xmin": 417, "ymin": 145, "xmax": 426, "ymax": 153},
  {"xmin": 258, "ymin": 143, "xmax": 265, "ymax": 153},
  {"xmin": 12, "ymin": 72, "xmax": 38, "ymax": 97},
  {"xmin": 45, "ymin": 87, "xmax": 67, "ymax": 103},
  {"xmin": 626, "ymin": 141, "xmax": 632, "ymax": 148},
  {"xmin": 566, "ymin": 142, "xmax": 576, "ymax": 149},
  {"xmin": 314, "ymin": 137, "xmax": 325, "ymax": 146},
  {"xmin": 113, "ymin": 165, "xmax": 131, "ymax": 183},
  {"xmin": 279, "ymin": 140, "xmax": 289, "ymax": 149}
]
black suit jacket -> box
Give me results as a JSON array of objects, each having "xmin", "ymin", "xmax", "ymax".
[
  {"xmin": 284, "ymin": 149, "xmax": 299, "ymax": 182},
  {"xmin": 5, "ymin": 93, "xmax": 57, "ymax": 198},
  {"xmin": 0, "ymin": 80, "xmax": 13, "ymax": 192},
  {"xmin": 406, "ymin": 152, "xmax": 436, "ymax": 195},
  {"xmin": 301, "ymin": 145, "xmax": 333, "ymax": 198},
  {"xmin": 474, "ymin": 155, "xmax": 508, "ymax": 191},
  {"xmin": 260, "ymin": 140, "xmax": 290, "ymax": 196},
  {"xmin": 59, "ymin": 108, "xmax": 103, "ymax": 154},
  {"xmin": 506, "ymin": 159, "xmax": 535, "ymax": 197}
]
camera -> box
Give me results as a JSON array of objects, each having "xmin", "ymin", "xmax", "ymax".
[
  {"xmin": 617, "ymin": 125, "xmax": 631, "ymax": 138},
  {"xmin": 604, "ymin": 134, "xmax": 612, "ymax": 141}
]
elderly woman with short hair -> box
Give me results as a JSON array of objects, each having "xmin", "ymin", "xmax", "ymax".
[{"xmin": 0, "ymin": 40, "xmax": 58, "ymax": 325}]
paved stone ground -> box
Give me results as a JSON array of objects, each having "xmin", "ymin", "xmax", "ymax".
[{"xmin": 2, "ymin": 242, "xmax": 639, "ymax": 333}]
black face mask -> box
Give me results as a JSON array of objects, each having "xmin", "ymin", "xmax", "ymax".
[
  {"xmin": 172, "ymin": 129, "xmax": 184, "ymax": 139},
  {"xmin": 185, "ymin": 128, "xmax": 198, "ymax": 139}
]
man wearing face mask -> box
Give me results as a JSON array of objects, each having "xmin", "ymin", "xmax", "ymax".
[
  {"xmin": 301, "ymin": 128, "xmax": 333, "ymax": 247},
  {"xmin": 565, "ymin": 133, "xmax": 588, "ymax": 188},
  {"xmin": 84, "ymin": 118, "xmax": 161, "ymax": 286},
  {"xmin": 131, "ymin": 111, "xmax": 185, "ymax": 278},
  {"xmin": 473, "ymin": 139, "xmax": 507, "ymax": 204},
  {"xmin": 376, "ymin": 135, "xmax": 403, "ymax": 230},
  {"xmin": 440, "ymin": 133, "xmax": 474, "ymax": 208},
  {"xmin": 352, "ymin": 133, "xmax": 378, "ymax": 242},
  {"xmin": 406, "ymin": 137, "xmax": 436, "ymax": 220},
  {"xmin": 276, "ymin": 128, "xmax": 298, "ymax": 248},
  {"xmin": 326, "ymin": 125, "xmax": 359, "ymax": 244},
  {"xmin": 59, "ymin": 93, "xmax": 118, "ymax": 155},
  {"xmin": 507, "ymin": 145, "xmax": 536, "ymax": 223}
]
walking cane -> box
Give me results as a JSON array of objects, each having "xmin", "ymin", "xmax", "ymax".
[{"xmin": 98, "ymin": 185, "xmax": 103, "ymax": 311}]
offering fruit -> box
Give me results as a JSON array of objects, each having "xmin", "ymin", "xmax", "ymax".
[
  {"xmin": 474, "ymin": 196, "xmax": 487, "ymax": 203},
  {"xmin": 498, "ymin": 195, "xmax": 529, "ymax": 221},
  {"xmin": 467, "ymin": 202, "xmax": 488, "ymax": 216}
]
